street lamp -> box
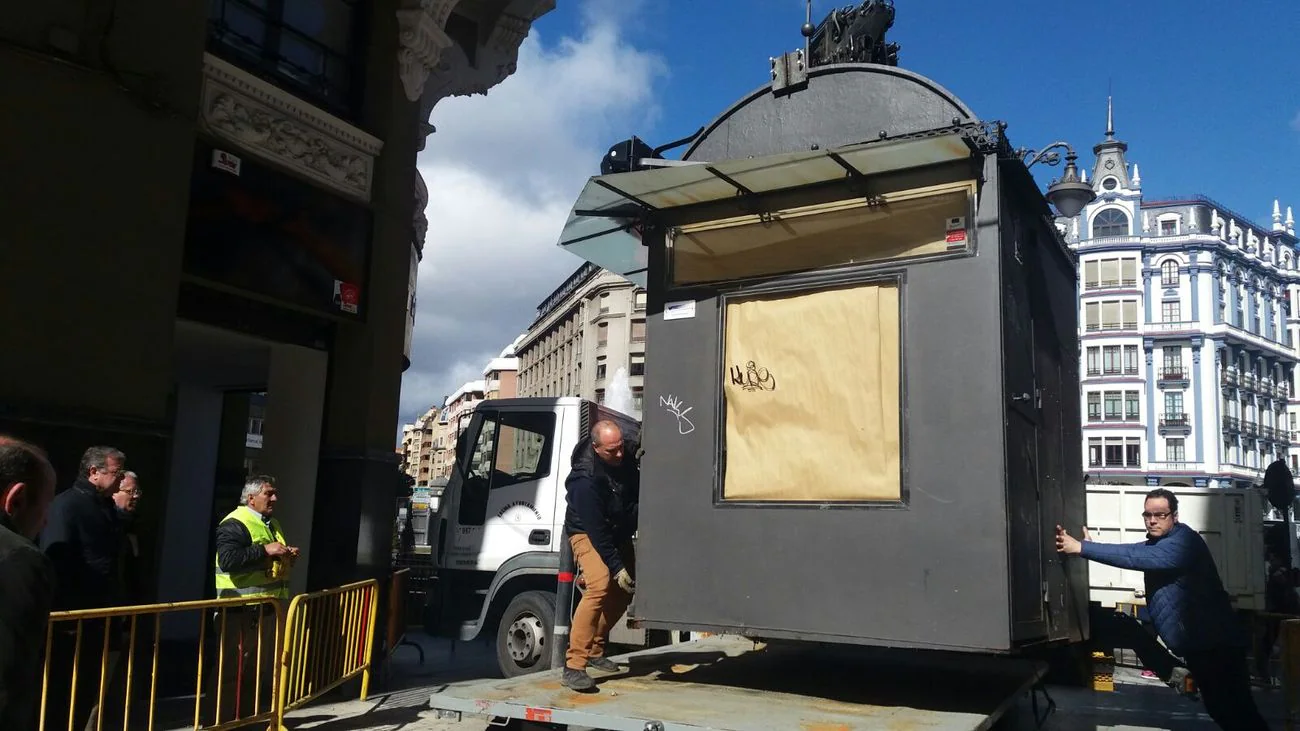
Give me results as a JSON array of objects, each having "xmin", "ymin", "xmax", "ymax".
[{"xmin": 1021, "ymin": 142, "xmax": 1096, "ymax": 219}]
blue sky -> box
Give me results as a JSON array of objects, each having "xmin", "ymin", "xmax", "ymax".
[
  {"xmin": 401, "ymin": 0, "xmax": 1300, "ymax": 421},
  {"xmin": 544, "ymin": 0, "xmax": 1300, "ymax": 220}
]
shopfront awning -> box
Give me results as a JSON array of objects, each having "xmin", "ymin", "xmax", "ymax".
[{"xmin": 555, "ymin": 131, "xmax": 978, "ymax": 287}]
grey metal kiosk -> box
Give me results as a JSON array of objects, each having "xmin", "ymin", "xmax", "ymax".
[
  {"xmin": 427, "ymin": 4, "xmax": 1094, "ymax": 729},
  {"xmin": 557, "ymin": 56, "xmax": 1088, "ymax": 655}
]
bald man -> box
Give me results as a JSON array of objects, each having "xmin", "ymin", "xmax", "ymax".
[
  {"xmin": 0, "ymin": 437, "xmax": 57, "ymax": 731},
  {"xmin": 561, "ymin": 420, "xmax": 640, "ymax": 691}
]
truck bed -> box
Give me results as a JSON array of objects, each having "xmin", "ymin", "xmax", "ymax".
[{"xmin": 428, "ymin": 636, "xmax": 1046, "ymax": 731}]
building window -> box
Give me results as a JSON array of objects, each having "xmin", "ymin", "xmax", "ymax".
[
  {"xmin": 1124, "ymin": 345, "xmax": 1139, "ymax": 375},
  {"xmin": 597, "ymin": 322, "xmax": 608, "ymax": 346},
  {"xmin": 1088, "ymin": 438, "xmax": 1103, "ymax": 467},
  {"xmin": 1087, "ymin": 393, "xmax": 1101, "ymax": 420},
  {"xmin": 595, "ymin": 388, "xmax": 605, "ymax": 404},
  {"xmin": 1125, "ymin": 391, "xmax": 1140, "ymax": 421},
  {"xmin": 1092, "ymin": 209, "xmax": 1130, "ymax": 238},
  {"xmin": 1165, "ymin": 392, "xmax": 1184, "ymax": 419},
  {"xmin": 1166, "ymin": 438, "xmax": 1185, "ymax": 462},
  {"xmin": 1160, "ymin": 219, "xmax": 1178, "ymax": 236},
  {"xmin": 630, "ymin": 355, "xmax": 645, "ymax": 377},
  {"xmin": 1083, "ymin": 257, "xmax": 1138, "ymax": 289},
  {"xmin": 1102, "ymin": 346, "xmax": 1121, "ymax": 375},
  {"xmin": 632, "ymin": 386, "xmax": 644, "ymax": 412},
  {"xmin": 633, "ymin": 290, "xmax": 647, "ymax": 310},
  {"xmin": 1105, "ymin": 441, "xmax": 1124, "ymax": 467},
  {"xmin": 207, "ymin": 0, "xmax": 363, "ymax": 118},
  {"xmin": 1084, "ymin": 300, "xmax": 1139, "ymax": 331},
  {"xmin": 599, "ymin": 292, "xmax": 610, "ymax": 313},
  {"xmin": 1163, "ymin": 347, "xmax": 1183, "ymax": 375},
  {"xmin": 1124, "ymin": 439, "xmax": 1141, "ymax": 467},
  {"xmin": 1104, "ymin": 391, "xmax": 1123, "ymax": 421},
  {"xmin": 1086, "ymin": 347, "xmax": 1100, "ymax": 376},
  {"xmin": 595, "ymin": 363, "xmax": 606, "ymax": 380},
  {"xmin": 1160, "ymin": 260, "xmax": 1180, "ymax": 287},
  {"xmin": 1162, "ymin": 301, "xmax": 1181, "ymax": 323},
  {"xmin": 630, "ymin": 320, "xmax": 646, "ymax": 343}
]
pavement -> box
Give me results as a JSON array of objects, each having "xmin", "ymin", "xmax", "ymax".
[{"xmin": 277, "ymin": 634, "xmax": 1291, "ymax": 731}]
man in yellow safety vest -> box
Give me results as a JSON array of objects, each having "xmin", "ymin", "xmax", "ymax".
[
  {"xmin": 210, "ymin": 475, "xmax": 299, "ymax": 722},
  {"xmin": 214, "ymin": 475, "xmax": 298, "ymax": 600}
]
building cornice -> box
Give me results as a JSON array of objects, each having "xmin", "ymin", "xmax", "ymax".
[{"xmin": 199, "ymin": 54, "xmax": 383, "ymax": 201}]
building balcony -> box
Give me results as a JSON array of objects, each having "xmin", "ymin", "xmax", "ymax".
[
  {"xmin": 1242, "ymin": 373, "xmax": 1259, "ymax": 391},
  {"xmin": 1146, "ymin": 321, "xmax": 1201, "ymax": 338},
  {"xmin": 1223, "ymin": 416, "xmax": 1241, "ymax": 433},
  {"xmin": 1145, "ymin": 461, "xmax": 1200, "ymax": 472},
  {"xmin": 1088, "ymin": 414, "xmax": 1141, "ymax": 425},
  {"xmin": 1157, "ymin": 368, "xmax": 1189, "ymax": 387},
  {"xmin": 1158, "ymin": 413, "xmax": 1191, "ymax": 433},
  {"xmin": 1243, "ymin": 421, "xmax": 1259, "ymax": 437},
  {"xmin": 1222, "ymin": 368, "xmax": 1239, "ymax": 387},
  {"xmin": 1083, "ymin": 278, "xmax": 1140, "ymax": 292},
  {"xmin": 1221, "ymin": 324, "xmax": 1297, "ymax": 361}
]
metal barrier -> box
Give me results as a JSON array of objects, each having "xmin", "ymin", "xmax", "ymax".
[
  {"xmin": 276, "ymin": 579, "xmax": 379, "ymax": 718},
  {"xmin": 39, "ymin": 596, "xmax": 283, "ymax": 731}
]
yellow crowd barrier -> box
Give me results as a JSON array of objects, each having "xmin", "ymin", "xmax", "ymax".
[
  {"xmin": 38, "ymin": 578, "xmax": 380, "ymax": 731},
  {"xmin": 276, "ymin": 579, "xmax": 380, "ymax": 717},
  {"xmin": 39, "ymin": 596, "xmax": 283, "ymax": 731}
]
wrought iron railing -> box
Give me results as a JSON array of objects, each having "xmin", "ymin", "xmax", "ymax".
[{"xmin": 207, "ymin": 0, "xmax": 361, "ymax": 119}]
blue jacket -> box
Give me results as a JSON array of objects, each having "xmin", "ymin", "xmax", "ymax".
[{"xmin": 1081, "ymin": 522, "xmax": 1242, "ymax": 656}]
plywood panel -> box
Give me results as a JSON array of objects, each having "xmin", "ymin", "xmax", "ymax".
[{"xmin": 721, "ymin": 282, "xmax": 901, "ymax": 502}]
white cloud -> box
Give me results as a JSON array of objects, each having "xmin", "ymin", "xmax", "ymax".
[{"xmin": 398, "ymin": 0, "xmax": 667, "ymax": 423}]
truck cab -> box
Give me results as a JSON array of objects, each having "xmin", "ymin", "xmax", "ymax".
[{"xmin": 422, "ymin": 397, "xmax": 646, "ymax": 677}]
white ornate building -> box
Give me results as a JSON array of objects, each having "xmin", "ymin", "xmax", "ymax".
[{"xmin": 1067, "ymin": 103, "xmax": 1300, "ymax": 489}]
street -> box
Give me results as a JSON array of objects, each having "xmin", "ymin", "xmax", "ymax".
[{"xmin": 276, "ymin": 634, "xmax": 1289, "ymax": 731}]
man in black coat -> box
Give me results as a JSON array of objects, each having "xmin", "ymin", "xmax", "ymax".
[
  {"xmin": 0, "ymin": 438, "xmax": 57, "ymax": 731},
  {"xmin": 39, "ymin": 445, "xmax": 127, "ymax": 731},
  {"xmin": 561, "ymin": 420, "xmax": 640, "ymax": 691}
]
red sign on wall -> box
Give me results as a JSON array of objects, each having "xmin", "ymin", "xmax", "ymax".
[{"xmin": 335, "ymin": 280, "xmax": 360, "ymax": 314}]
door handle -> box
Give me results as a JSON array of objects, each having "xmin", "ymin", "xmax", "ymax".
[{"xmin": 529, "ymin": 529, "xmax": 551, "ymax": 546}]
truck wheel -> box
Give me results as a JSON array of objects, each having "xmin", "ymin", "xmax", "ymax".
[{"xmin": 496, "ymin": 591, "xmax": 556, "ymax": 678}]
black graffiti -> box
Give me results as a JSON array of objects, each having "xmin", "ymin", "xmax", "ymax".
[{"xmin": 729, "ymin": 361, "xmax": 777, "ymax": 392}]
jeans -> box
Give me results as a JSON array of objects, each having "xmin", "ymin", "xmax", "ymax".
[{"xmin": 564, "ymin": 534, "xmax": 633, "ymax": 671}]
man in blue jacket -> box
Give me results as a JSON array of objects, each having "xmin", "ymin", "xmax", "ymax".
[
  {"xmin": 561, "ymin": 420, "xmax": 639, "ymax": 691},
  {"xmin": 1057, "ymin": 488, "xmax": 1269, "ymax": 731}
]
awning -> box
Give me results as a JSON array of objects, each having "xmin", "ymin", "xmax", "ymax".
[{"xmin": 555, "ymin": 131, "xmax": 978, "ymax": 286}]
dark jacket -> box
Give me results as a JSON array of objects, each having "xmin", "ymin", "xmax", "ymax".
[
  {"xmin": 563, "ymin": 447, "xmax": 639, "ymax": 577},
  {"xmin": 215, "ymin": 513, "xmax": 271, "ymax": 575},
  {"xmin": 1081, "ymin": 522, "xmax": 1242, "ymax": 656},
  {"xmin": 117, "ymin": 509, "xmax": 144, "ymax": 603},
  {"xmin": 39, "ymin": 479, "xmax": 123, "ymax": 610},
  {"xmin": 0, "ymin": 513, "xmax": 55, "ymax": 731}
]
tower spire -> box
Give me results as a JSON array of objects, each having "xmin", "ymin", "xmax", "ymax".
[
  {"xmin": 1106, "ymin": 95, "xmax": 1115, "ymax": 141},
  {"xmin": 1274, "ymin": 200, "xmax": 1285, "ymax": 232}
]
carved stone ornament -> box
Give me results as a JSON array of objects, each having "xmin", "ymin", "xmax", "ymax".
[
  {"xmin": 396, "ymin": 0, "xmax": 458, "ymax": 103},
  {"xmin": 414, "ymin": 0, "xmax": 555, "ymax": 139},
  {"xmin": 200, "ymin": 54, "xmax": 383, "ymax": 200},
  {"xmin": 414, "ymin": 171, "xmax": 429, "ymax": 257}
]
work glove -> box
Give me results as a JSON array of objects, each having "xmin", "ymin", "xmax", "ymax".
[{"xmin": 614, "ymin": 568, "xmax": 635, "ymax": 594}]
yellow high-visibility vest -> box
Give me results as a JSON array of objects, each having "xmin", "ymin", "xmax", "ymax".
[{"xmin": 213, "ymin": 507, "xmax": 290, "ymax": 601}]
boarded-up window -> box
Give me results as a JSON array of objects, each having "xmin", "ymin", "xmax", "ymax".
[
  {"xmin": 721, "ymin": 282, "xmax": 901, "ymax": 502},
  {"xmin": 672, "ymin": 182, "xmax": 974, "ymax": 285}
]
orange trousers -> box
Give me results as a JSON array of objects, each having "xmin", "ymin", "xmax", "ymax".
[{"xmin": 565, "ymin": 533, "xmax": 634, "ymax": 670}]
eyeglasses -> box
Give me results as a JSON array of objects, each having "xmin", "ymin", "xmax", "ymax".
[{"xmin": 1142, "ymin": 511, "xmax": 1172, "ymax": 520}]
